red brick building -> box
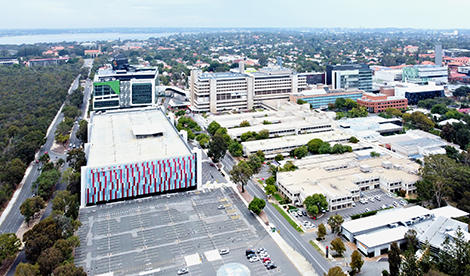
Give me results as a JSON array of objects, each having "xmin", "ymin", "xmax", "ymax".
[{"xmin": 357, "ymin": 93, "xmax": 408, "ymax": 113}]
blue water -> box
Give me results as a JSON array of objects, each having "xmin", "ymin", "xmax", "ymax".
[{"xmin": 0, "ymin": 32, "xmax": 175, "ymax": 45}]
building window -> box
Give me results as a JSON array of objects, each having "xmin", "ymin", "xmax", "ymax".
[{"xmin": 132, "ymin": 83, "xmax": 153, "ymax": 104}]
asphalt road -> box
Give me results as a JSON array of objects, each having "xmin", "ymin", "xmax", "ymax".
[
  {"xmin": 220, "ymin": 156, "xmax": 332, "ymax": 275},
  {"xmin": 1, "ymin": 60, "xmax": 93, "ymax": 276}
]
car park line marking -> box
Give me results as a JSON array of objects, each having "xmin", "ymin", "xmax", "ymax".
[{"xmin": 227, "ymin": 209, "xmax": 237, "ymax": 213}]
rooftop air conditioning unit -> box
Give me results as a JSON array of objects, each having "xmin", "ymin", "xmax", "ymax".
[
  {"xmin": 360, "ymin": 165, "xmax": 371, "ymax": 173},
  {"xmin": 382, "ymin": 161, "xmax": 392, "ymax": 169}
]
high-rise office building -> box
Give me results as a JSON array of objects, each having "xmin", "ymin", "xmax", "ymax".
[
  {"xmin": 326, "ymin": 64, "xmax": 373, "ymax": 92},
  {"xmin": 189, "ymin": 64, "xmax": 317, "ymax": 113},
  {"xmin": 92, "ymin": 55, "xmax": 158, "ymax": 111}
]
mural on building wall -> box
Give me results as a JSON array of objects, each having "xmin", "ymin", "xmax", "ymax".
[{"xmin": 85, "ymin": 154, "xmax": 196, "ymax": 204}]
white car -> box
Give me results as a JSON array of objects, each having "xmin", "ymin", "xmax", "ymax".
[
  {"xmin": 259, "ymin": 252, "xmax": 270, "ymax": 259},
  {"xmin": 369, "ymin": 197, "xmax": 375, "ymax": 203},
  {"xmin": 351, "ymin": 202, "xmax": 356, "ymax": 207},
  {"xmin": 177, "ymin": 268, "xmax": 189, "ymax": 275},
  {"xmin": 249, "ymin": 256, "xmax": 260, "ymax": 262},
  {"xmin": 219, "ymin": 248, "xmax": 230, "ymax": 255}
]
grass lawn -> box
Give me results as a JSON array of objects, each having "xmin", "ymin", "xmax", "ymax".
[
  {"xmin": 273, "ymin": 204, "xmax": 303, "ymax": 233},
  {"xmin": 258, "ymin": 179, "xmax": 264, "ymax": 184},
  {"xmin": 273, "ymin": 194, "xmax": 282, "ymax": 201},
  {"xmin": 309, "ymin": 240, "xmax": 324, "ymax": 255}
]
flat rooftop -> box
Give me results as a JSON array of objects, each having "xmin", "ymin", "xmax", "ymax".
[
  {"xmin": 420, "ymin": 216, "xmax": 469, "ymax": 250},
  {"xmin": 87, "ymin": 107, "xmax": 191, "ymax": 167},
  {"xmin": 278, "ymin": 155, "xmax": 419, "ymax": 198},
  {"xmin": 356, "ymin": 226, "xmax": 409, "ymax": 248},
  {"xmin": 242, "ymin": 131, "xmax": 350, "ymax": 153}
]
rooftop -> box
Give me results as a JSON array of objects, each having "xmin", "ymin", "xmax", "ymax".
[
  {"xmin": 356, "ymin": 226, "xmax": 409, "ymax": 248},
  {"xmin": 87, "ymin": 107, "xmax": 191, "ymax": 167},
  {"xmin": 419, "ymin": 216, "xmax": 469, "ymax": 250}
]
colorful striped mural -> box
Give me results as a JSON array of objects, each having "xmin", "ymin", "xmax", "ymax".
[{"xmin": 84, "ymin": 154, "xmax": 196, "ymax": 204}]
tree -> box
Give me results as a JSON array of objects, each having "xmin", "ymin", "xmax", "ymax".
[
  {"xmin": 318, "ymin": 142, "xmax": 331, "ymax": 154},
  {"xmin": 344, "ymin": 98, "xmax": 358, "ymax": 110},
  {"xmin": 327, "ymin": 215, "xmax": 344, "ymax": 235},
  {"xmin": 265, "ymin": 176, "xmax": 275, "ymax": 186},
  {"xmin": 323, "ymin": 266, "xmax": 346, "ymax": 276},
  {"xmin": 437, "ymin": 227, "xmax": 470, "ymax": 276},
  {"xmin": 39, "ymin": 153, "xmax": 50, "ymax": 164},
  {"xmin": 257, "ymin": 129, "xmax": 270, "ymax": 140},
  {"xmin": 350, "ymin": 250, "xmax": 364, "ymax": 274},
  {"xmin": 349, "ymin": 136, "xmax": 359, "ymax": 143},
  {"xmin": 229, "ymin": 160, "xmax": 253, "ymax": 193},
  {"xmin": 308, "ymin": 138, "xmax": 324, "ymax": 153},
  {"xmin": 418, "ymin": 154, "xmax": 455, "ymax": 208},
  {"xmin": 453, "ymin": 86, "xmax": 470, "ymax": 98},
  {"xmin": 32, "ymin": 169, "xmax": 61, "ymax": 200},
  {"xmin": 0, "ymin": 233, "xmax": 21, "ymax": 265},
  {"xmin": 37, "ymin": 247, "xmax": 64, "ymax": 276},
  {"xmin": 240, "ymin": 120, "xmax": 250, "ymax": 127},
  {"xmin": 335, "ymin": 98, "xmax": 346, "ymax": 110},
  {"xmin": 304, "ymin": 194, "xmax": 328, "ymax": 216},
  {"xmin": 66, "ymin": 149, "xmax": 87, "ymax": 172},
  {"xmin": 290, "ymin": 146, "xmax": 308, "ymax": 159},
  {"xmin": 228, "ymin": 141, "xmax": 243, "ymax": 157},
  {"xmin": 196, "ymin": 133, "xmax": 210, "ymax": 148},
  {"xmin": 330, "ymin": 237, "xmax": 346, "ymax": 256},
  {"xmin": 274, "ymin": 154, "xmax": 284, "ymax": 162},
  {"xmin": 15, "ymin": 263, "xmax": 40, "ymax": 276},
  {"xmin": 400, "ymin": 245, "xmax": 423, "ymax": 276},
  {"xmin": 404, "ymin": 229, "xmax": 419, "ymax": 252},
  {"xmin": 2, "ymin": 158, "xmax": 26, "ymax": 188},
  {"xmin": 265, "ymin": 184, "xmax": 276, "ymax": 196},
  {"xmin": 240, "ymin": 131, "xmax": 257, "ymax": 142},
  {"xmin": 388, "ymin": 242, "xmax": 401, "ymax": 276},
  {"xmin": 20, "ymin": 196, "xmax": 45, "ymax": 224},
  {"xmin": 208, "ymin": 133, "xmax": 228, "ymax": 163},
  {"xmin": 431, "ymin": 104, "xmax": 449, "ymax": 115},
  {"xmin": 207, "ymin": 121, "xmax": 221, "ymax": 136},
  {"xmin": 52, "ymin": 263, "xmax": 87, "ymax": 276},
  {"xmin": 248, "ymin": 197, "xmax": 266, "ymax": 215},
  {"xmin": 317, "ymin": 223, "xmax": 327, "ymax": 240},
  {"xmin": 247, "ymin": 154, "xmax": 263, "ymax": 174},
  {"xmin": 23, "ymin": 217, "xmax": 62, "ymax": 263},
  {"xmin": 385, "ymin": 107, "xmax": 403, "ymax": 117},
  {"xmin": 76, "ymin": 120, "xmax": 88, "ymax": 144}
]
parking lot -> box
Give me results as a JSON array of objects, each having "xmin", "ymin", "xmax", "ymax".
[
  {"xmin": 75, "ymin": 187, "xmax": 301, "ymax": 276},
  {"xmin": 289, "ymin": 189, "xmax": 409, "ymax": 231}
]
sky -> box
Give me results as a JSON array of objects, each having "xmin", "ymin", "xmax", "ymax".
[{"xmin": 0, "ymin": 0, "xmax": 468, "ymax": 30}]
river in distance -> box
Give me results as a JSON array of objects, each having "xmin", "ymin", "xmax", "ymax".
[{"xmin": 0, "ymin": 32, "xmax": 176, "ymax": 45}]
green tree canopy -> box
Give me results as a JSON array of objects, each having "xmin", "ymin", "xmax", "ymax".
[
  {"xmin": 228, "ymin": 141, "xmax": 243, "ymax": 157},
  {"xmin": 0, "ymin": 233, "xmax": 21, "ymax": 265},
  {"xmin": 327, "ymin": 215, "xmax": 344, "ymax": 234},
  {"xmin": 67, "ymin": 148, "xmax": 87, "ymax": 172},
  {"xmin": 248, "ymin": 197, "xmax": 266, "ymax": 215},
  {"xmin": 229, "ymin": 160, "xmax": 253, "ymax": 193},
  {"xmin": 330, "ymin": 237, "xmax": 346, "ymax": 256},
  {"xmin": 207, "ymin": 121, "xmax": 221, "ymax": 136},
  {"xmin": 317, "ymin": 223, "xmax": 327, "ymax": 240}
]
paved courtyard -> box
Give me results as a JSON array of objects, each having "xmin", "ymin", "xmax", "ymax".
[{"xmin": 75, "ymin": 187, "xmax": 301, "ymax": 276}]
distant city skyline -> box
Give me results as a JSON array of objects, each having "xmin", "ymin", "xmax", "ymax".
[{"xmin": 0, "ymin": 0, "xmax": 468, "ymax": 30}]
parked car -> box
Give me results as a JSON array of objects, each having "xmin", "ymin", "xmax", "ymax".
[
  {"xmin": 260, "ymin": 252, "xmax": 270, "ymax": 259},
  {"xmin": 365, "ymin": 208, "xmax": 370, "ymax": 212},
  {"xmin": 249, "ymin": 256, "xmax": 259, "ymax": 262},
  {"xmin": 266, "ymin": 263, "xmax": 277, "ymax": 270},
  {"xmin": 219, "ymin": 248, "xmax": 229, "ymax": 255},
  {"xmin": 302, "ymin": 210, "xmax": 307, "ymax": 216},
  {"xmin": 369, "ymin": 197, "xmax": 375, "ymax": 203},
  {"xmin": 351, "ymin": 202, "xmax": 356, "ymax": 207},
  {"xmin": 257, "ymin": 247, "xmax": 265, "ymax": 253},
  {"xmin": 375, "ymin": 195, "xmax": 381, "ymax": 201},
  {"xmin": 177, "ymin": 268, "xmax": 189, "ymax": 275},
  {"xmin": 247, "ymin": 253, "xmax": 256, "ymax": 259},
  {"xmin": 297, "ymin": 211, "xmax": 303, "ymax": 217},
  {"xmin": 218, "ymin": 205, "xmax": 225, "ymax": 210},
  {"xmin": 262, "ymin": 257, "xmax": 271, "ymax": 263},
  {"xmin": 246, "ymin": 249, "xmax": 256, "ymax": 256}
]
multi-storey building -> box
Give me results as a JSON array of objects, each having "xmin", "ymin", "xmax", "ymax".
[
  {"xmin": 326, "ymin": 64, "xmax": 373, "ymax": 92},
  {"xmin": 92, "ymin": 55, "xmax": 158, "ymax": 111},
  {"xmin": 289, "ymin": 88, "xmax": 364, "ymax": 109},
  {"xmin": 402, "ymin": 65, "xmax": 448, "ymax": 84},
  {"xmin": 357, "ymin": 93, "xmax": 408, "ymax": 113},
  {"xmin": 189, "ymin": 64, "xmax": 313, "ymax": 113},
  {"xmin": 81, "ymin": 107, "xmax": 202, "ymax": 206}
]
